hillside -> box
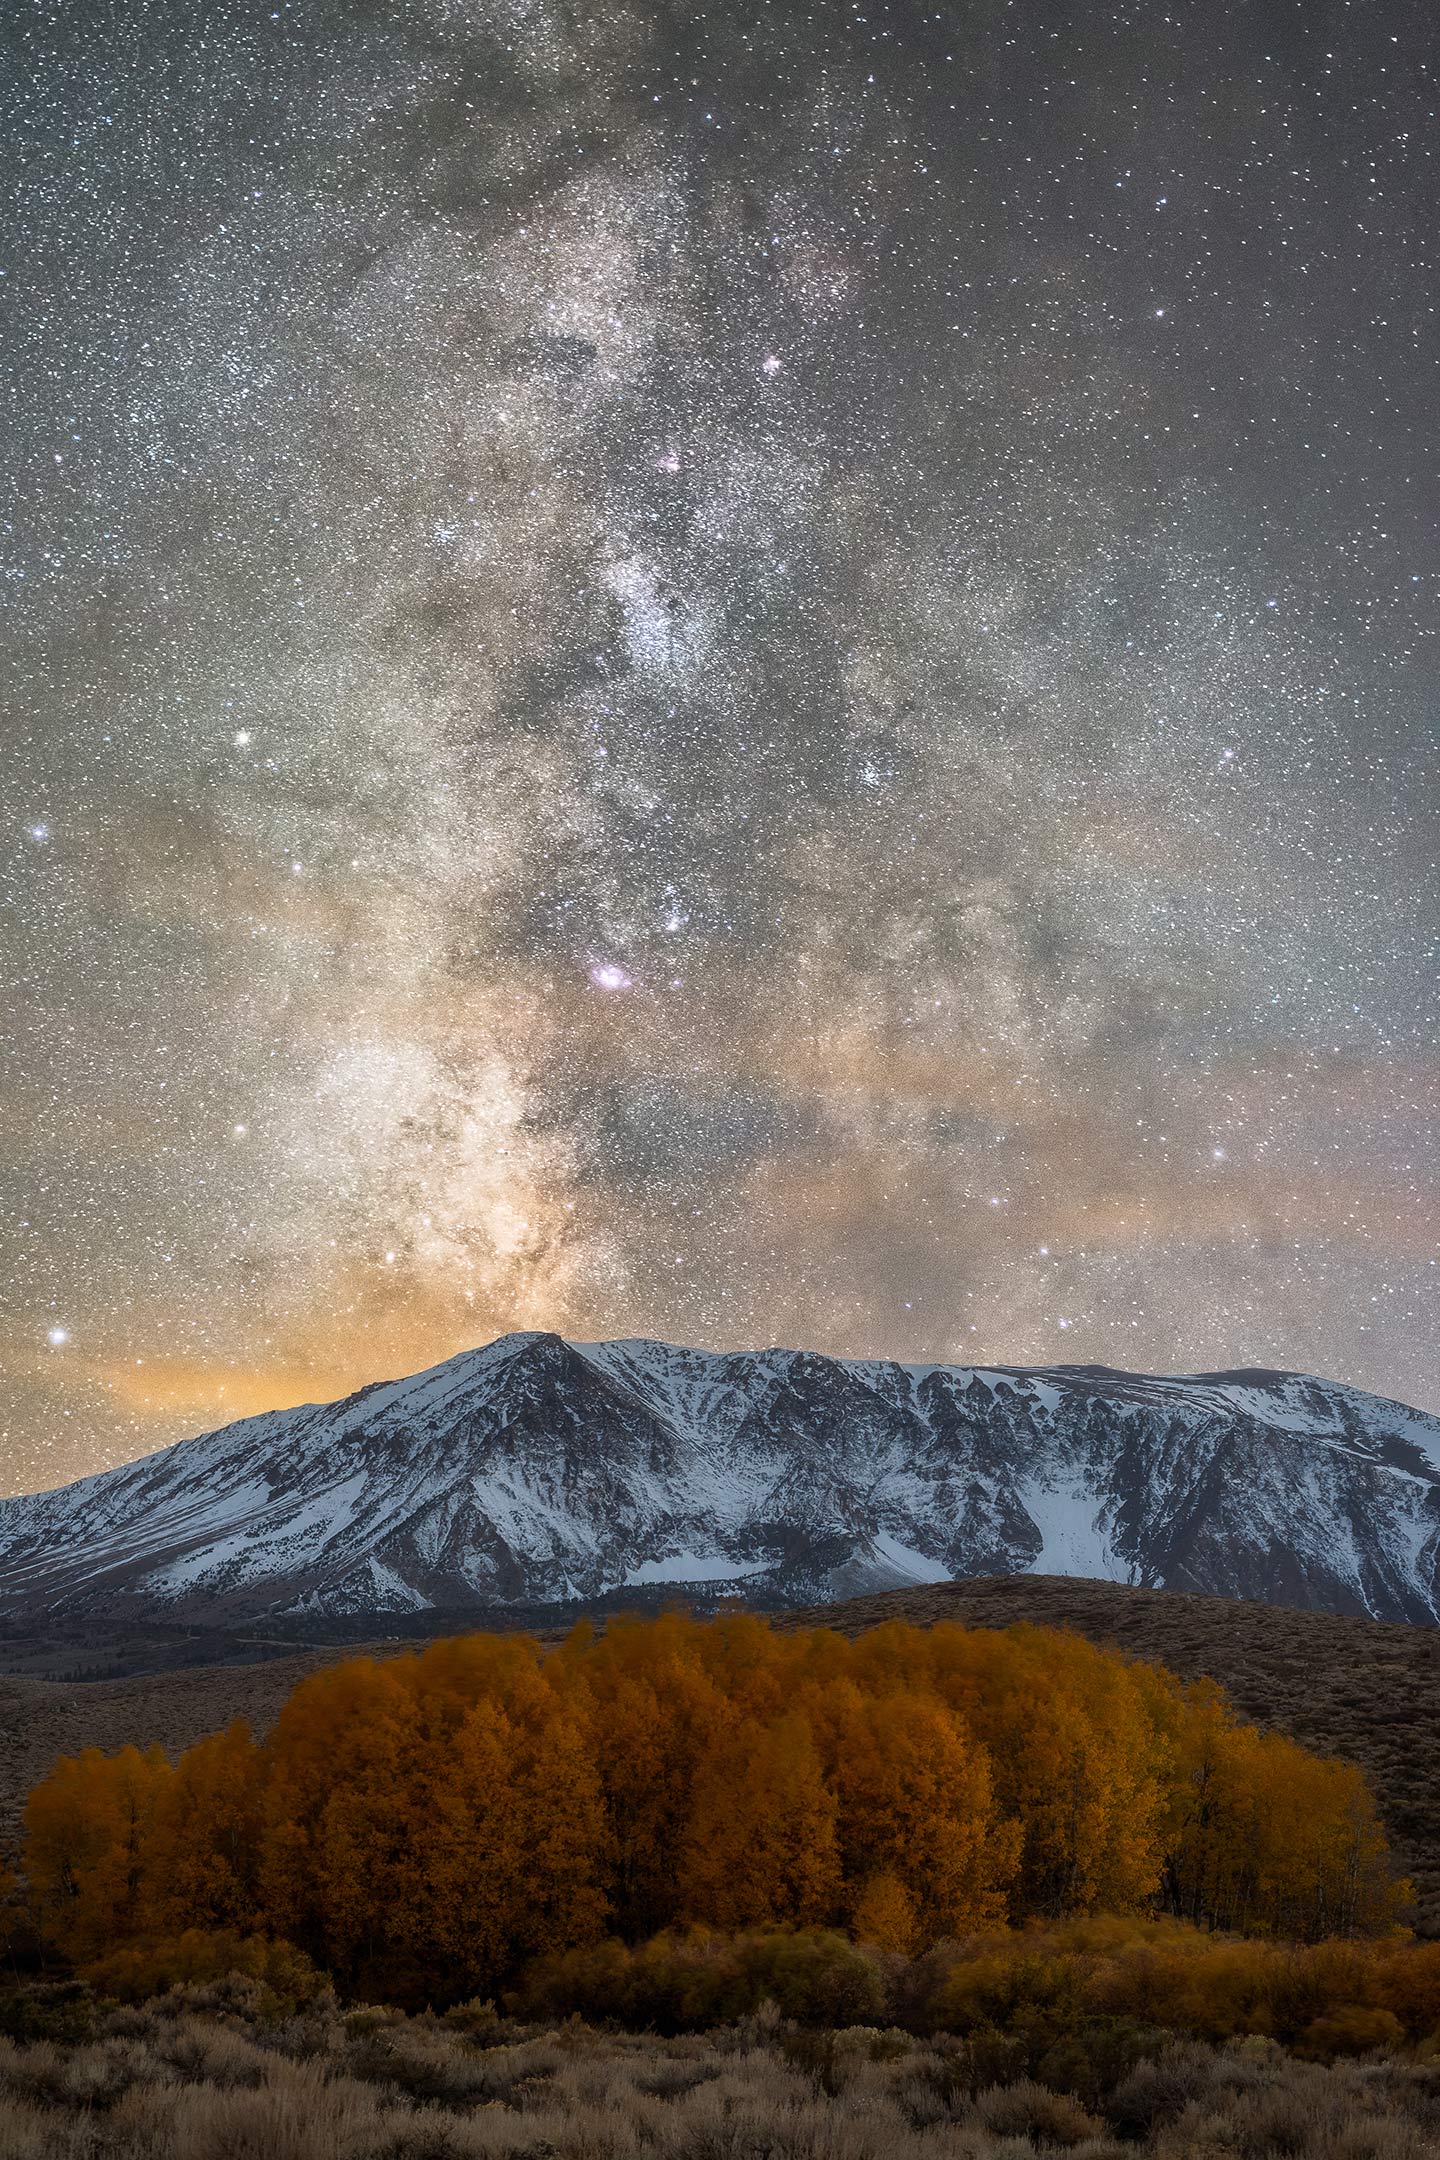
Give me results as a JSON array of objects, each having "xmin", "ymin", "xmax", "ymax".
[
  {"xmin": 1, "ymin": 1574, "xmax": 1436, "ymax": 1934},
  {"xmin": 3, "ymin": 1332, "xmax": 1438, "ymax": 1631}
]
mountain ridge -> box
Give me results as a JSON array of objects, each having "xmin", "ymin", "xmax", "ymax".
[{"xmin": 2, "ymin": 1330, "xmax": 1438, "ymax": 1631}]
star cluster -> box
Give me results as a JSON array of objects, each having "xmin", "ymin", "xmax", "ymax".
[{"xmin": 2, "ymin": 0, "xmax": 1436, "ymax": 1491}]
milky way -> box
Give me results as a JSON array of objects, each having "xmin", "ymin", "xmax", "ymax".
[{"xmin": 3, "ymin": 0, "xmax": 1437, "ymax": 1492}]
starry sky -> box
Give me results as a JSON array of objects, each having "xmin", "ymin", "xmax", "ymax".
[{"xmin": 3, "ymin": 0, "xmax": 1438, "ymax": 1496}]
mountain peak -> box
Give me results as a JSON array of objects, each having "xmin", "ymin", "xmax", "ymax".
[{"xmin": 1, "ymin": 1338, "xmax": 1437, "ymax": 1634}]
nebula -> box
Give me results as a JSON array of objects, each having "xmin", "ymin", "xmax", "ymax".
[{"xmin": 2, "ymin": 0, "xmax": 1435, "ymax": 1491}]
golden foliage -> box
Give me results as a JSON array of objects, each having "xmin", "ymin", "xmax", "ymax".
[
  {"xmin": 516, "ymin": 1913, "xmax": 1440, "ymax": 2058},
  {"xmin": 18, "ymin": 1614, "xmax": 1407, "ymax": 2004},
  {"xmin": 23, "ymin": 1744, "xmax": 170, "ymax": 1964}
]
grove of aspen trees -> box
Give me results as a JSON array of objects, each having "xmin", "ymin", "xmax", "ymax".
[{"xmin": 15, "ymin": 1615, "xmax": 1403, "ymax": 2007}]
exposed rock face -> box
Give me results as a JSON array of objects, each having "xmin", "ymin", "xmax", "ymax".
[{"xmin": 2, "ymin": 1332, "xmax": 1437, "ymax": 1628}]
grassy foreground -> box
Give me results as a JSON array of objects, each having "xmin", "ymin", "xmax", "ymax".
[{"xmin": 3, "ymin": 1971, "xmax": 1440, "ymax": 2160}]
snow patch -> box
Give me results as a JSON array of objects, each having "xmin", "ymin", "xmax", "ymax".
[
  {"xmin": 1017, "ymin": 1476, "xmax": 1128, "ymax": 1583},
  {"xmin": 622, "ymin": 1551, "xmax": 771, "ymax": 1586},
  {"xmin": 867, "ymin": 1533, "xmax": 952, "ymax": 1585}
]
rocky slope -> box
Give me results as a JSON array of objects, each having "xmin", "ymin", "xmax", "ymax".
[{"xmin": 1, "ymin": 1331, "xmax": 1437, "ymax": 1631}]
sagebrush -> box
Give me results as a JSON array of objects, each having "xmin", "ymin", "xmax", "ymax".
[{"xmin": 3, "ymin": 1973, "xmax": 1440, "ymax": 2160}]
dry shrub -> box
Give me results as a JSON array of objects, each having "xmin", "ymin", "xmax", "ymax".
[
  {"xmin": 6, "ymin": 1973, "xmax": 1440, "ymax": 2160},
  {"xmin": 0, "ymin": 2042, "xmax": 68, "ymax": 2112},
  {"xmin": 261, "ymin": 2000, "xmax": 347, "ymax": 2065},
  {"xmin": 1300, "ymin": 2007, "xmax": 1406, "ymax": 2061},
  {"xmin": 863, "ymin": 2039, "xmax": 973, "ymax": 2129},
  {"xmin": 58, "ymin": 2034, "xmax": 170, "ymax": 2107},
  {"xmin": 344, "ymin": 2022, "xmax": 510, "ymax": 2105},
  {"xmin": 0, "ymin": 2097, "xmax": 52, "ymax": 2160},
  {"xmin": 1146, "ymin": 2051, "xmax": 1440, "ymax": 2160},
  {"xmin": 342, "ymin": 2004, "xmax": 404, "ymax": 2038},
  {"xmin": 155, "ymin": 2015, "xmax": 269, "ymax": 2088},
  {"xmin": 633, "ymin": 2056, "xmax": 723, "ymax": 2098},
  {"xmin": 440, "ymin": 1998, "xmax": 502, "ymax": 2037},
  {"xmin": 154, "ymin": 2061, "xmax": 388, "ymax": 2160},
  {"xmin": 350, "ymin": 2027, "xmax": 575, "ymax": 2110},
  {"xmin": 969, "ymin": 2077, "xmax": 1105, "ymax": 2145},
  {"xmin": 82, "ymin": 1929, "xmax": 326, "ymax": 2013},
  {"xmin": 514, "ymin": 1926, "xmax": 889, "ymax": 2033},
  {"xmin": 1110, "ymin": 2041, "xmax": 1228, "ymax": 2133},
  {"xmin": 99, "ymin": 2001, "xmax": 167, "ymax": 2044},
  {"xmin": 1373, "ymin": 1941, "xmax": 1440, "ymax": 2038},
  {"xmin": 0, "ymin": 1985, "xmax": 94, "ymax": 2048}
]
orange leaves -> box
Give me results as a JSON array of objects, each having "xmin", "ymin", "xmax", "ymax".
[
  {"xmin": 821, "ymin": 1687, "xmax": 1016, "ymax": 1939},
  {"xmin": 22, "ymin": 1743, "xmax": 171, "ymax": 1963},
  {"xmin": 17, "ymin": 1612, "xmax": 1405, "ymax": 2006},
  {"xmin": 142, "ymin": 1721, "xmax": 264, "ymax": 1936},
  {"xmin": 278, "ymin": 1668, "xmax": 607, "ymax": 2002},
  {"xmin": 851, "ymin": 1871, "xmax": 919, "ymax": 1954},
  {"xmin": 512, "ymin": 1706, "xmax": 610, "ymax": 1964},
  {"xmin": 561, "ymin": 1615, "xmax": 737, "ymax": 1941},
  {"xmin": 923, "ymin": 1622, "xmax": 1173, "ymax": 1917},
  {"xmin": 1161, "ymin": 1687, "xmax": 1402, "ymax": 1940},
  {"xmin": 678, "ymin": 1713, "xmax": 842, "ymax": 1931}
]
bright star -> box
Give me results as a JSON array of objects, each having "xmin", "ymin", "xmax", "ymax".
[{"xmin": 47, "ymin": 1326, "xmax": 69, "ymax": 1347}]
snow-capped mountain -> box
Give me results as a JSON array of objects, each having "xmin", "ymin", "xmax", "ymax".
[{"xmin": 2, "ymin": 1332, "xmax": 1438, "ymax": 1630}]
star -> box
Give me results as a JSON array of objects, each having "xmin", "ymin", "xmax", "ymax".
[{"xmin": 1, "ymin": 0, "xmax": 1433, "ymax": 1495}]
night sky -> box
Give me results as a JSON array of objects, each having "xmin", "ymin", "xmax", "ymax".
[{"xmin": 4, "ymin": 0, "xmax": 1437, "ymax": 1495}]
